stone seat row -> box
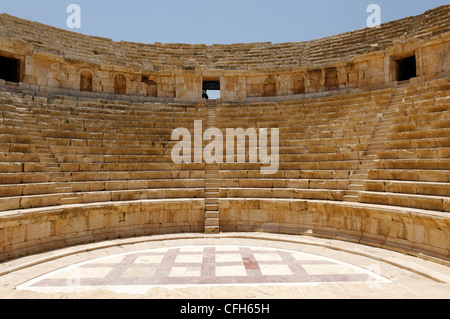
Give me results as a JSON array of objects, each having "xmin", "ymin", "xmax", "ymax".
[
  {"xmin": 39, "ymin": 129, "xmax": 176, "ymax": 142},
  {"xmin": 219, "ymin": 169, "xmax": 352, "ymax": 180},
  {"xmin": 0, "ymin": 79, "xmax": 447, "ymax": 218},
  {"xmin": 364, "ymin": 80, "xmax": 449, "ymax": 211},
  {"xmin": 36, "ymin": 103, "xmax": 372, "ymax": 123},
  {"xmin": 46, "ymin": 145, "xmax": 369, "ymax": 161},
  {"xmin": 38, "ymin": 132, "xmax": 371, "ymax": 150},
  {"xmin": 51, "ymin": 146, "xmax": 166, "ymax": 157},
  {"xmin": 219, "ymin": 187, "xmax": 346, "ymax": 202},
  {"xmin": 0, "ymin": 188, "xmax": 205, "ymax": 212},
  {"xmin": 0, "ymin": 178, "xmax": 205, "ymax": 198},
  {"xmin": 391, "ymin": 116, "xmax": 450, "ymax": 132},
  {"xmin": 0, "ymin": 159, "xmax": 363, "ymax": 174},
  {"xmin": 387, "ymin": 127, "xmax": 450, "ymax": 141},
  {"xmin": 216, "ymin": 118, "xmax": 381, "ymax": 133},
  {"xmin": 367, "ymin": 169, "xmax": 449, "ymax": 183},
  {"xmin": 219, "ymin": 161, "xmax": 360, "ymax": 171},
  {"xmin": 0, "ymin": 161, "xmax": 203, "ymax": 175},
  {"xmin": 0, "ymin": 128, "xmax": 33, "ymax": 144},
  {"xmin": 217, "ymin": 99, "xmax": 384, "ymax": 114},
  {"xmin": 0, "ymin": 152, "xmax": 40, "ymax": 162},
  {"xmin": 359, "ymin": 191, "xmax": 449, "ymax": 213},
  {"xmin": 220, "ymin": 178, "xmax": 350, "ymax": 190},
  {"xmin": 29, "ymin": 110, "xmax": 205, "ymax": 128},
  {"xmin": 31, "ymin": 112, "xmax": 202, "ymax": 128},
  {"xmin": 0, "ymin": 169, "xmax": 204, "ymax": 185},
  {"xmin": 3, "ymin": 6, "xmax": 449, "ymax": 70},
  {"xmin": 63, "ymin": 168, "xmax": 351, "ymax": 181},
  {"xmin": 54, "ymin": 155, "xmax": 177, "ymax": 166},
  {"xmin": 382, "ymin": 137, "xmax": 450, "ymax": 150},
  {"xmin": 30, "ymin": 103, "xmax": 205, "ymax": 119},
  {"xmin": 218, "ymin": 186, "xmax": 450, "ymax": 213},
  {"xmin": 376, "ymin": 147, "xmax": 450, "ymax": 159},
  {"xmin": 216, "ymin": 118, "xmax": 381, "ymax": 132},
  {"xmin": 0, "ymin": 142, "xmax": 36, "ymax": 154},
  {"xmin": 374, "ymin": 158, "xmax": 450, "ymax": 170},
  {"xmin": 216, "ymin": 104, "xmax": 385, "ymax": 122},
  {"xmin": 0, "ymin": 177, "xmax": 357, "ymax": 200},
  {"xmin": 20, "ymin": 92, "xmax": 390, "ymax": 132}
]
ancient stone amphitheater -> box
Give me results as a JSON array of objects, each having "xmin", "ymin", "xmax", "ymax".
[{"xmin": 0, "ymin": 5, "xmax": 449, "ymax": 298}]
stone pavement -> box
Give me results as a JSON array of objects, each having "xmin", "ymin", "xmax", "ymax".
[{"xmin": 0, "ymin": 232, "xmax": 449, "ymax": 299}]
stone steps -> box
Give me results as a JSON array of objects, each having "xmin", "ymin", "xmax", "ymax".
[
  {"xmin": 204, "ymin": 104, "xmax": 220, "ymax": 234},
  {"xmin": 60, "ymin": 197, "xmax": 79, "ymax": 205},
  {"xmin": 2, "ymin": 5, "xmax": 449, "ymax": 71}
]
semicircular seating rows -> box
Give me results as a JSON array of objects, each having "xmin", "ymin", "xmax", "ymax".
[
  {"xmin": 0, "ymin": 77, "xmax": 448, "ymax": 262},
  {"xmin": 0, "ymin": 6, "xmax": 448, "ymax": 263}
]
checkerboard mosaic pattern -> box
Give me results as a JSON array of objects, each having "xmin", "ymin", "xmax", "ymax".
[{"xmin": 19, "ymin": 246, "xmax": 388, "ymax": 292}]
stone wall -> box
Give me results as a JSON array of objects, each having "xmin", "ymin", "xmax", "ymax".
[
  {"xmin": 0, "ymin": 199, "xmax": 205, "ymax": 261},
  {"xmin": 1, "ymin": 197, "xmax": 447, "ymax": 262}
]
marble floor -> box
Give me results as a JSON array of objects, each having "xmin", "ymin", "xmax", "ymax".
[{"xmin": 0, "ymin": 233, "xmax": 449, "ymax": 299}]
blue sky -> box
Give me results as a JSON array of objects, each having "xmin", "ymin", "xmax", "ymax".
[{"xmin": 1, "ymin": 0, "xmax": 449, "ymax": 45}]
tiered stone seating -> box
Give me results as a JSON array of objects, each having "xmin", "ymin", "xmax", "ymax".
[
  {"xmin": 0, "ymin": 92, "xmax": 206, "ymax": 212},
  {"xmin": 1, "ymin": 5, "xmax": 449, "ymax": 70},
  {"xmin": 0, "ymin": 7, "xmax": 449, "ymax": 262},
  {"xmin": 216, "ymin": 88, "xmax": 394, "ymax": 202},
  {"xmin": 0, "ymin": 81, "xmax": 448, "ymax": 261},
  {"xmin": 361, "ymin": 78, "xmax": 450, "ymax": 212}
]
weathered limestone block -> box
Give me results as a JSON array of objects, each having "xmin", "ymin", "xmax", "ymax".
[
  {"xmin": 81, "ymin": 191, "xmax": 111, "ymax": 203},
  {"xmin": 409, "ymin": 195, "xmax": 444, "ymax": 211},
  {"xmin": 87, "ymin": 209, "xmax": 104, "ymax": 231},
  {"xmin": 387, "ymin": 194, "xmax": 411, "ymax": 208},
  {"xmin": 0, "ymin": 163, "xmax": 22, "ymax": 173},
  {"xmin": 425, "ymin": 227, "xmax": 448, "ymax": 251},
  {"xmin": 22, "ymin": 183, "xmax": 55, "ymax": 196},
  {"xmin": 444, "ymin": 198, "xmax": 450, "ymax": 212},
  {"xmin": 385, "ymin": 182, "xmax": 415, "ymax": 194},
  {"xmin": 1, "ymin": 225, "xmax": 26, "ymax": 247},
  {"xmin": 25, "ymin": 221, "xmax": 52, "ymax": 242},
  {"xmin": 20, "ymin": 194, "xmax": 61, "ymax": 209},
  {"xmin": 111, "ymin": 190, "xmax": 142, "ymax": 201}
]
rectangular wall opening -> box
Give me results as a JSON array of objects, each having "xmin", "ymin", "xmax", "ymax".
[
  {"xmin": 396, "ymin": 55, "xmax": 417, "ymax": 81},
  {"xmin": 202, "ymin": 80, "xmax": 221, "ymax": 100},
  {"xmin": 0, "ymin": 56, "xmax": 20, "ymax": 83}
]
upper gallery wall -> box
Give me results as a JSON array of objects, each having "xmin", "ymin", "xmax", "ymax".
[{"xmin": 0, "ymin": 5, "xmax": 448, "ymax": 101}]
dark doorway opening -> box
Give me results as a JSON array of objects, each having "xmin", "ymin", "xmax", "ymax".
[
  {"xmin": 80, "ymin": 70, "xmax": 93, "ymax": 92},
  {"xmin": 203, "ymin": 81, "xmax": 220, "ymax": 100},
  {"xmin": 0, "ymin": 56, "xmax": 20, "ymax": 83},
  {"xmin": 397, "ymin": 56, "xmax": 417, "ymax": 81}
]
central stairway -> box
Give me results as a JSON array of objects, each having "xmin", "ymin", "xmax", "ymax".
[
  {"xmin": 344, "ymin": 84, "xmax": 408, "ymax": 202},
  {"xmin": 204, "ymin": 101, "xmax": 220, "ymax": 234}
]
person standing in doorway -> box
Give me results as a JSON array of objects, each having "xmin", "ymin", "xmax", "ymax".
[{"xmin": 202, "ymin": 89, "xmax": 209, "ymax": 100}]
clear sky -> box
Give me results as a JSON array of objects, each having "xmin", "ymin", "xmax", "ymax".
[{"xmin": 1, "ymin": 0, "xmax": 449, "ymax": 45}]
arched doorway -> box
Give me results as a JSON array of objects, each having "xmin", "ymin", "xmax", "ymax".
[
  {"xmin": 114, "ymin": 74, "xmax": 127, "ymax": 95},
  {"xmin": 80, "ymin": 70, "xmax": 93, "ymax": 92},
  {"xmin": 263, "ymin": 76, "xmax": 276, "ymax": 97}
]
